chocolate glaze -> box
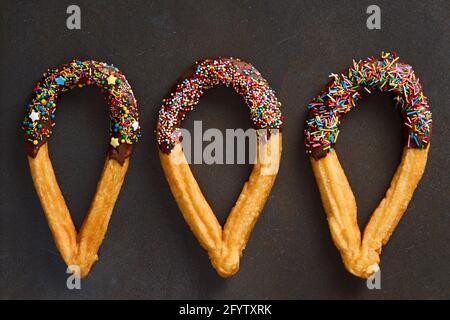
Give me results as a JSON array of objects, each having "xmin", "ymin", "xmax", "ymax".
[
  {"xmin": 156, "ymin": 58, "xmax": 283, "ymax": 153},
  {"xmin": 108, "ymin": 143, "xmax": 133, "ymax": 165},
  {"xmin": 22, "ymin": 60, "xmax": 140, "ymax": 165},
  {"xmin": 304, "ymin": 53, "xmax": 432, "ymax": 159},
  {"xmin": 24, "ymin": 118, "xmax": 52, "ymax": 158}
]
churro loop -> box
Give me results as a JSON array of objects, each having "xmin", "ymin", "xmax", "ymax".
[
  {"xmin": 157, "ymin": 58, "xmax": 283, "ymax": 277},
  {"xmin": 23, "ymin": 60, "xmax": 140, "ymax": 277},
  {"xmin": 304, "ymin": 52, "xmax": 432, "ymax": 278}
]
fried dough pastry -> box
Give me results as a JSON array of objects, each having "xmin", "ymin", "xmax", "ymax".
[
  {"xmin": 23, "ymin": 60, "xmax": 141, "ymax": 277},
  {"xmin": 304, "ymin": 52, "xmax": 432, "ymax": 278},
  {"xmin": 156, "ymin": 58, "xmax": 283, "ymax": 277}
]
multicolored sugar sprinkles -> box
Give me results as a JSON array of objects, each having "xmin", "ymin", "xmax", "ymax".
[
  {"xmin": 22, "ymin": 60, "xmax": 140, "ymax": 164},
  {"xmin": 156, "ymin": 58, "xmax": 283, "ymax": 153},
  {"xmin": 304, "ymin": 52, "xmax": 432, "ymax": 159}
]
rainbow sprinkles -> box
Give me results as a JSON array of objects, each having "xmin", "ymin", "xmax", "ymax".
[
  {"xmin": 304, "ymin": 52, "xmax": 432, "ymax": 159},
  {"xmin": 22, "ymin": 60, "xmax": 141, "ymax": 164},
  {"xmin": 156, "ymin": 58, "xmax": 283, "ymax": 153}
]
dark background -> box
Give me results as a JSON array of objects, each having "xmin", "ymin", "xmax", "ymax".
[{"xmin": 0, "ymin": 0, "xmax": 449, "ymax": 299}]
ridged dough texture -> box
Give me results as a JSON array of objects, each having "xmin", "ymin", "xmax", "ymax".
[
  {"xmin": 310, "ymin": 146, "xmax": 429, "ymax": 278},
  {"xmin": 160, "ymin": 132, "xmax": 282, "ymax": 277},
  {"xmin": 28, "ymin": 143, "xmax": 129, "ymax": 277}
]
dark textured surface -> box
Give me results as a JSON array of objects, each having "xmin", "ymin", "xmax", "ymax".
[{"xmin": 0, "ymin": 0, "xmax": 449, "ymax": 299}]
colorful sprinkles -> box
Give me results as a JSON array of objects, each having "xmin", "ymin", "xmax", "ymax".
[
  {"xmin": 304, "ymin": 52, "xmax": 432, "ymax": 159},
  {"xmin": 22, "ymin": 60, "xmax": 140, "ymax": 163},
  {"xmin": 156, "ymin": 58, "xmax": 283, "ymax": 153}
]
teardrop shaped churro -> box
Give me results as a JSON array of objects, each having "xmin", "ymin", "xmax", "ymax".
[
  {"xmin": 304, "ymin": 52, "xmax": 432, "ymax": 278},
  {"xmin": 156, "ymin": 58, "xmax": 283, "ymax": 277},
  {"xmin": 23, "ymin": 60, "xmax": 141, "ymax": 277}
]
